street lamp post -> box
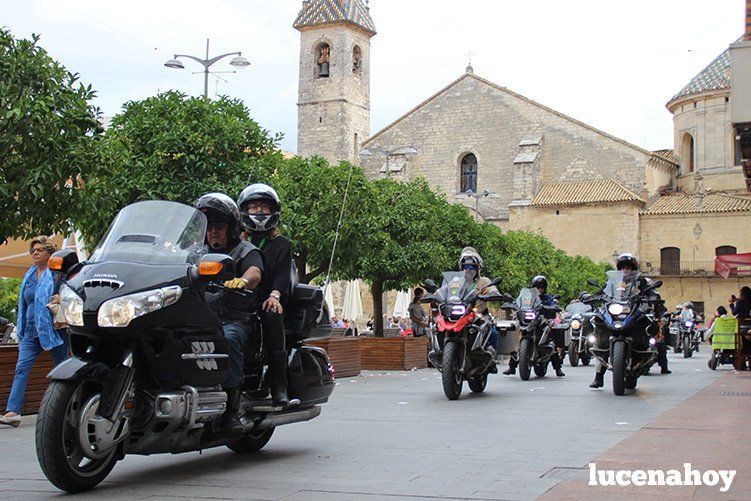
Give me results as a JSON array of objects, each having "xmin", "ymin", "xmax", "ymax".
[
  {"xmin": 358, "ymin": 146, "xmax": 418, "ymax": 178},
  {"xmin": 164, "ymin": 38, "xmax": 250, "ymax": 98},
  {"xmin": 465, "ymin": 188, "xmax": 495, "ymax": 221}
]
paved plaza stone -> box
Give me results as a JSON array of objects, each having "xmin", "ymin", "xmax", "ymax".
[{"xmin": 0, "ymin": 347, "xmax": 747, "ymax": 500}]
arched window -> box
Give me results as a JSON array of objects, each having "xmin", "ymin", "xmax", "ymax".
[
  {"xmin": 733, "ymin": 130, "xmax": 742, "ymax": 166},
  {"xmin": 681, "ymin": 133, "xmax": 695, "ymax": 174},
  {"xmin": 352, "ymin": 45, "xmax": 362, "ymax": 75},
  {"xmin": 716, "ymin": 245, "xmax": 737, "ymax": 256},
  {"xmin": 315, "ymin": 43, "xmax": 331, "ymax": 78},
  {"xmin": 660, "ymin": 247, "xmax": 681, "ymax": 275},
  {"xmin": 460, "ymin": 153, "xmax": 478, "ymax": 193}
]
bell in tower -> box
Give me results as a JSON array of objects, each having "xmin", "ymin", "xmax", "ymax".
[{"xmin": 317, "ymin": 43, "xmax": 330, "ymax": 77}]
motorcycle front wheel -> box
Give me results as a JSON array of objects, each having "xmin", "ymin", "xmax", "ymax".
[
  {"xmin": 518, "ymin": 338, "xmax": 532, "ymax": 381},
  {"xmin": 683, "ymin": 336, "xmax": 691, "ymax": 358},
  {"xmin": 568, "ymin": 343, "xmax": 579, "ymax": 367},
  {"xmin": 36, "ymin": 380, "xmax": 118, "ymax": 493},
  {"xmin": 612, "ymin": 341, "xmax": 627, "ymax": 396},
  {"xmin": 442, "ymin": 342, "xmax": 464, "ymax": 400}
]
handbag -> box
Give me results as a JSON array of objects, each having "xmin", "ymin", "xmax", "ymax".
[{"xmin": 46, "ymin": 274, "xmax": 68, "ymax": 329}]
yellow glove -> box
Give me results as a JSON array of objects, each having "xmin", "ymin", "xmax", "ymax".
[{"xmin": 223, "ymin": 278, "xmax": 248, "ymax": 290}]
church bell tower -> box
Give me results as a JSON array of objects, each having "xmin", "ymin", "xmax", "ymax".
[{"xmin": 294, "ymin": 0, "xmax": 376, "ymax": 163}]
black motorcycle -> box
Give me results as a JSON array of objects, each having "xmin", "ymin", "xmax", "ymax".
[
  {"xmin": 37, "ymin": 201, "xmax": 335, "ymax": 493},
  {"xmin": 504, "ymin": 288, "xmax": 561, "ymax": 380},
  {"xmin": 423, "ymin": 273, "xmax": 503, "ymax": 400},
  {"xmin": 564, "ymin": 301, "xmax": 594, "ymax": 367},
  {"xmin": 585, "ymin": 272, "xmax": 662, "ymax": 395}
]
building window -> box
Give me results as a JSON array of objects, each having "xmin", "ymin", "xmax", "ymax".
[
  {"xmin": 733, "ymin": 131, "xmax": 742, "ymax": 166},
  {"xmin": 716, "ymin": 245, "xmax": 737, "ymax": 256},
  {"xmin": 681, "ymin": 133, "xmax": 695, "ymax": 174},
  {"xmin": 315, "ymin": 43, "xmax": 331, "ymax": 78},
  {"xmin": 660, "ymin": 247, "xmax": 681, "ymax": 275},
  {"xmin": 460, "ymin": 153, "xmax": 478, "ymax": 193},
  {"xmin": 352, "ymin": 45, "xmax": 362, "ymax": 76}
]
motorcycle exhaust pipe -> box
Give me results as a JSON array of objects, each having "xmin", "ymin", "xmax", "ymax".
[{"xmin": 254, "ymin": 405, "xmax": 321, "ymax": 430}]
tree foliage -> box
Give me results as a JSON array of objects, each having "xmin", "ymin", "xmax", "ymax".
[
  {"xmin": 0, "ymin": 278, "xmax": 21, "ymax": 323},
  {"xmin": 74, "ymin": 91, "xmax": 282, "ymax": 246},
  {"xmin": 0, "ymin": 29, "xmax": 101, "ymax": 244}
]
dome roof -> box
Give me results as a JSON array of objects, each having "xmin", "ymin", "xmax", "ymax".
[
  {"xmin": 293, "ymin": 0, "xmax": 376, "ymax": 35},
  {"xmin": 667, "ymin": 41, "xmax": 737, "ymax": 107}
]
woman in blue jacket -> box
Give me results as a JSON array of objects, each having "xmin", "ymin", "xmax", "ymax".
[{"xmin": 1, "ymin": 237, "xmax": 69, "ymax": 427}]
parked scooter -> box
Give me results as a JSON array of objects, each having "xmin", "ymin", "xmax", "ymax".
[
  {"xmin": 564, "ymin": 300, "xmax": 594, "ymax": 367},
  {"xmin": 503, "ymin": 288, "xmax": 562, "ymax": 380},
  {"xmin": 423, "ymin": 272, "xmax": 504, "ymax": 400},
  {"xmin": 36, "ymin": 201, "xmax": 335, "ymax": 493},
  {"xmin": 584, "ymin": 272, "xmax": 662, "ymax": 395}
]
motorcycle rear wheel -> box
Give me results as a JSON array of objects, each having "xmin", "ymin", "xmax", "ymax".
[
  {"xmin": 581, "ymin": 351, "xmax": 591, "ymax": 366},
  {"xmin": 227, "ymin": 427, "xmax": 275, "ymax": 453},
  {"xmin": 612, "ymin": 342, "xmax": 627, "ymax": 396},
  {"xmin": 36, "ymin": 380, "xmax": 118, "ymax": 493},
  {"xmin": 518, "ymin": 338, "xmax": 532, "ymax": 381},
  {"xmin": 534, "ymin": 363, "xmax": 548, "ymax": 378},
  {"xmin": 442, "ymin": 342, "xmax": 464, "ymax": 400}
]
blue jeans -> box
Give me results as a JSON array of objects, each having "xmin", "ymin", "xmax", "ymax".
[
  {"xmin": 6, "ymin": 333, "xmax": 68, "ymax": 414},
  {"xmin": 223, "ymin": 322, "xmax": 250, "ymax": 389}
]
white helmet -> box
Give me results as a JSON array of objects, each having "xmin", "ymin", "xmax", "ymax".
[{"xmin": 458, "ymin": 246, "xmax": 483, "ymax": 269}]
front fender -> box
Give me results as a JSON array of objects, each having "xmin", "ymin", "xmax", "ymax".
[{"xmin": 47, "ymin": 356, "xmax": 111, "ymax": 381}]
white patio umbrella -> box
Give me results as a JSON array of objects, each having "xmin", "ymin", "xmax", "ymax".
[
  {"xmin": 341, "ymin": 280, "xmax": 363, "ymax": 321},
  {"xmin": 323, "ymin": 283, "xmax": 336, "ymax": 319},
  {"xmin": 393, "ymin": 290, "xmax": 411, "ymax": 319}
]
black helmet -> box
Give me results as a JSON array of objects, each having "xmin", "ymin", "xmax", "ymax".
[
  {"xmin": 238, "ymin": 183, "xmax": 281, "ymax": 233},
  {"xmin": 615, "ymin": 253, "xmax": 639, "ymax": 271},
  {"xmin": 532, "ymin": 275, "xmax": 548, "ymax": 291},
  {"xmin": 194, "ymin": 192, "xmax": 243, "ymax": 243}
]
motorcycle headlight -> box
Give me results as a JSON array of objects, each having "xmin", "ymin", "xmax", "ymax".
[
  {"xmin": 571, "ymin": 319, "xmax": 582, "ymax": 330},
  {"xmin": 684, "ymin": 322, "xmax": 692, "ymax": 327},
  {"xmin": 98, "ymin": 286, "xmax": 182, "ymax": 327},
  {"xmin": 60, "ymin": 284, "xmax": 84, "ymax": 327},
  {"xmin": 649, "ymin": 338, "xmax": 656, "ymax": 346},
  {"xmin": 588, "ymin": 335, "xmax": 596, "ymax": 344},
  {"xmin": 608, "ymin": 304, "xmax": 624, "ymax": 316}
]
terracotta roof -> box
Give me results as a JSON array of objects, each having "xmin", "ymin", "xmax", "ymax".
[
  {"xmin": 642, "ymin": 192, "xmax": 751, "ymax": 215},
  {"xmin": 651, "ymin": 149, "xmax": 678, "ymax": 165},
  {"xmin": 531, "ymin": 180, "xmax": 644, "ymax": 207},
  {"xmin": 293, "ymin": 0, "xmax": 376, "ymax": 35},
  {"xmin": 668, "ymin": 45, "xmax": 733, "ymax": 104}
]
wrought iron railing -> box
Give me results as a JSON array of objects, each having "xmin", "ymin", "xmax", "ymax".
[{"xmin": 642, "ymin": 260, "xmax": 718, "ymax": 277}]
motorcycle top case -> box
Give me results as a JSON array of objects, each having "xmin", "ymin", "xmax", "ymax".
[{"xmin": 285, "ymin": 284, "xmax": 330, "ymax": 341}]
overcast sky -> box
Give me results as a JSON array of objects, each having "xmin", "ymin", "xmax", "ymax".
[{"xmin": 3, "ymin": 0, "xmax": 745, "ymax": 153}]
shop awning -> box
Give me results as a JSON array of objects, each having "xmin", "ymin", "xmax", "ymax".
[{"xmin": 714, "ymin": 253, "xmax": 751, "ymax": 279}]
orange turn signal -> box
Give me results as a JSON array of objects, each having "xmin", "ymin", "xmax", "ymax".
[
  {"xmin": 48, "ymin": 256, "xmax": 64, "ymax": 271},
  {"xmin": 198, "ymin": 261, "xmax": 224, "ymax": 276}
]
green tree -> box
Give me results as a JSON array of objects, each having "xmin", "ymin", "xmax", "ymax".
[
  {"xmin": 75, "ymin": 91, "xmax": 281, "ymax": 246},
  {"xmin": 0, "ymin": 278, "xmax": 22, "ymax": 323},
  {"xmin": 0, "ymin": 29, "xmax": 101, "ymax": 244},
  {"xmin": 270, "ymin": 157, "xmax": 374, "ymax": 284}
]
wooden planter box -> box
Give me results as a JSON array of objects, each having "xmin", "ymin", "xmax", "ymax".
[
  {"xmin": 0, "ymin": 344, "xmax": 54, "ymax": 415},
  {"xmin": 305, "ymin": 336, "xmax": 362, "ymax": 378},
  {"xmin": 361, "ymin": 336, "xmax": 428, "ymax": 371}
]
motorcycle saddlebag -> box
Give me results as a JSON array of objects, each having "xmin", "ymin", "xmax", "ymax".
[{"xmin": 285, "ymin": 284, "xmax": 331, "ymax": 342}]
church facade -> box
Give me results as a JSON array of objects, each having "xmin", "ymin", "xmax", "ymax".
[{"xmin": 293, "ymin": 0, "xmax": 751, "ymax": 316}]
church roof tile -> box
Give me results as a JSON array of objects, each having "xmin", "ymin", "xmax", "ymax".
[
  {"xmin": 668, "ymin": 44, "xmax": 734, "ymax": 105},
  {"xmin": 531, "ymin": 179, "xmax": 644, "ymax": 207},
  {"xmin": 293, "ymin": 0, "xmax": 376, "ymax": 34},
  {"xmin": 641, "ymin": 192, "xmax": 751, "ymax": 215}
]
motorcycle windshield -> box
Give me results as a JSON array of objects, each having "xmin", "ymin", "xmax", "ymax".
[
  {"xmin": 435, "ymin": 271, "xmax": 473, "ymax": 303},
  {"xmin": 516, "ymin": 288, "xmax": 542, "ymax": 311},
  {"xmin": 89, "ymin": 200, "xmax": 207, "ymax": 265},
  {"xmin": 602, "ymin": 270, "xmax": 638, "ymax": 303},
  {"xmin": 566, "ymin": 302, "xmax": 592, "ymax": 316}
]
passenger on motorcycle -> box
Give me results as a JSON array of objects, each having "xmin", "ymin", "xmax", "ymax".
[
  {"xmin": 503, "ymin": 275, "xmax": 566, "ymax": 377},
  {"xmin": 238, "ymin": 183, "xmax": 291, "ymax": 408},
  {"xmin": 195, "ymin": 193, "xmax": 264, "ymax": 432},
  {"xmin": 589, "ymin": 253, "xmax": 664, "ymax": 387}
]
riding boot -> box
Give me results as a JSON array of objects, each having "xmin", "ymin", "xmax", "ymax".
[
  {"xmin": 219, "ymin": 387, "xmax": 245, "ymax": 434},
  {"xmin": 589, "ymin": 370, "xmax": 604, "ymax": 388},
  {"xmin": 551, "ymin": 353, "xmax": 565, "ymax": 377},
  {"xmin": 268, "ymin": 350, "xmax": 289, "ymax": 408},
  {"xmin": 503, "ymin": 355, "xmax": 518, "ymax": 375}
]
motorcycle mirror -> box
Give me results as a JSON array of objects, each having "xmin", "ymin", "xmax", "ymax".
[
  {"xmin": 553, "ymin": 294, "xmax": 561, "ymax": 300},
  {"xmin": 501, "ymin": 302, "xmax": 516, "ymax": 310},
  {"xmin": 423, "ymin": 279, "xmax": 438, "ymax": 293},
  {"xmin": 653, "ymin": 280, "xmax": 663, "ymax": 288},
  {"xmin": 488, "ymin": 277, "xmax": 502, "ymax": 288},
  {"xmin": 420, "ymin": 293, "xmax": 436, "ymax": 304},
  {"xmin": 587, "ymin": 278, "xmax": 600, "ymax": 287},
  {"xmin": 503, "ymin": 293, "xmax": 515, "ymax": 302},
  {"xmin": 48, "ymin": 249, "xmax": 79, "ymax": 275},
  {"xmin": 195, "ymin": 254, "xmax": 235, "ymax": 282}
]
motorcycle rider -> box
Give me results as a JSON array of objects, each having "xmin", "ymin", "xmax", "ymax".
[
  {"xmin": 503, "ymin": 275, "xmax": 566, "ymax": 377},
  {"xmin": 589, "ymin": 253, "xmax": 664, "ymax": 388},
  {"xmin": 195, "ymin": 193, "xmax": 264, "ymax": 433},
  {"xmin": 238, "ymin": 183, "xmax": 291, "ymax": 408}
]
